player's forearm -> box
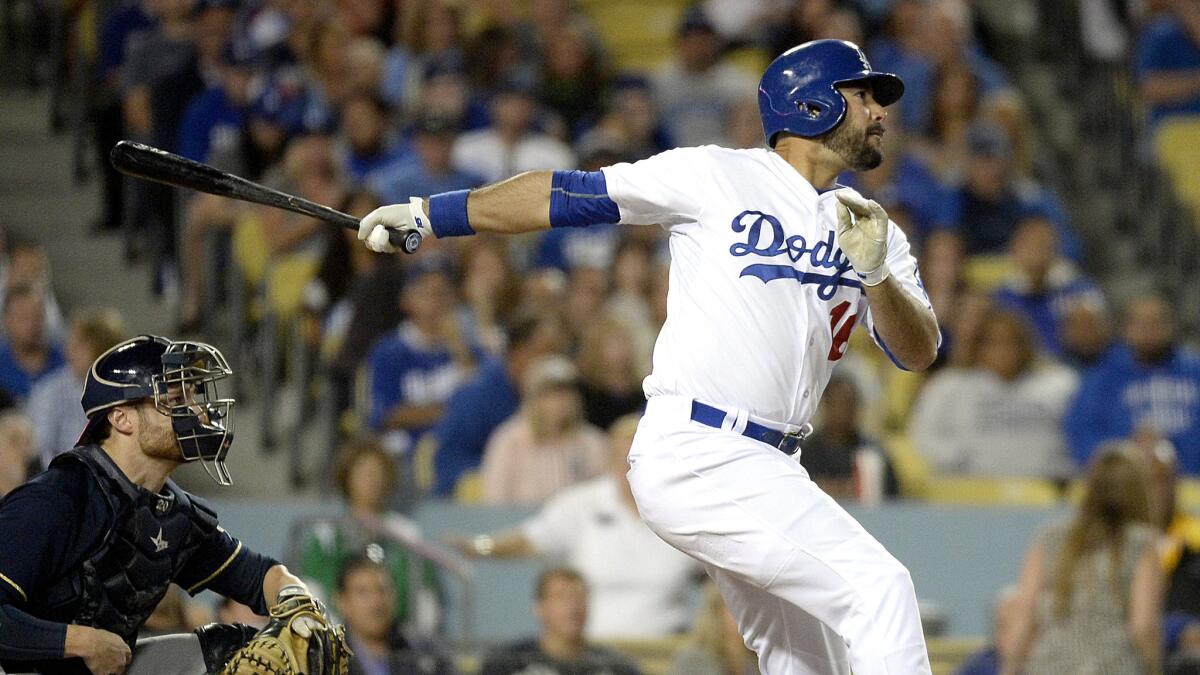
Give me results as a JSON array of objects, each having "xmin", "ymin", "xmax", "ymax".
[
  {"xmin": 262, "ymin": 564, "xmax": 308, "ymax": 603},
  {"xmin": 462, "ymin": 171, "xmax": 554, "ymax": 234},
  {"xmin": 0, "ymin": 603, "xmax": 69, "ymax": 659},
  {"xmin": 862, "ymin": 278, "xmax": 938, "ymax": 371}
]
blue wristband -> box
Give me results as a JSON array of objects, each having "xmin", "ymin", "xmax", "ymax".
[{"xmin": 427, "ymin": 190, "xmax": 475, "ymax": 238}]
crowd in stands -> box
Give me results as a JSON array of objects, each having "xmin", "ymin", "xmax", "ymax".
[{"xmin": 1, "ymin": 0, "xmax": 1199, "ymax": 670}]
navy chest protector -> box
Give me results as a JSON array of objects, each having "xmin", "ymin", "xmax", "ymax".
[{"xmin": 36, "ymin": 445, "xmax": 219, "ymax": 645}]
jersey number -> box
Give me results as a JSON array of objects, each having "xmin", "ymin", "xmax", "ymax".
[{"xmin": 828, "ymin": 301, "xmax": 857, "ymax": 361}]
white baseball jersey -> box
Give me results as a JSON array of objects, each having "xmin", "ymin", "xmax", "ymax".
[{"xmin": 601, "ymin": 145, "xmax": 932, "ymax": 427}]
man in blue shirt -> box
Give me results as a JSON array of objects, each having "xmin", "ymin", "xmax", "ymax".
[
  {"xmin": 367, "ymin": 257, "xmax": 474, "ymax": 458},
  {"xmin": 1135, "ymin": 0, "xmax": 1200, "ymax": 129},
  {"xmin": 0, "ymin": 286, "xmax": 64, "ymax": 402},
  {"xmin": 370, "ymin": 113, "xmax": 484, "ymax": 205},
  {"xmin": 429, "ymin": 312, "xmax": 565, "ymax": 497},
  {"xmin": 992, "ymin": 217, "xmax": 1105, "ymax": 356},
  {"xmin": 1065, "ymin": 295, "xmax": 1200, "ymax": 473}
]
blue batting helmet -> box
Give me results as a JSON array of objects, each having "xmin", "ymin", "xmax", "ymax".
[{"xmin": 758, "ymin": 39, "xmax": 904, "ymax": 146}]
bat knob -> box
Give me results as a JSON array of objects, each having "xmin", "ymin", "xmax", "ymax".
[{"xmin": 388, "ymin": 229, "xmax": 423, "ymax": 254}]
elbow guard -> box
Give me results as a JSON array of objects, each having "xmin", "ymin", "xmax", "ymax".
[{"xmin": 549, "ymin": 170, "xmax": 621, "ymax": 228}]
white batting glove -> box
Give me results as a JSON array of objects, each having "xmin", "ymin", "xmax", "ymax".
[
  {"xmin": 834, "ymin": 189, "xmax": 890, "ymax": 286},
  {"xmin": 358, "ymin": 197, "xmax": 434, "ymax": 253}
]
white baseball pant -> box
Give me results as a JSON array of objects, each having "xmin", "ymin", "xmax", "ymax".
[{"xmin": 627, "ymin": 396, "xmax": 931, "ymax": 675}]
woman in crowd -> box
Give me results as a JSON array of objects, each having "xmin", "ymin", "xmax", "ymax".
[
  {"xmin": 480, "ymin": 355, "xmax": 608, "ymax": 505},
  {"xmin": 1001, "ymin": 448, "xmax": 1162, "ymax": 674}
]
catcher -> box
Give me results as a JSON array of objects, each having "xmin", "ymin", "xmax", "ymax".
[{"xmin": 0, "ymin": 335, "xmax": 350, "ymax": 675}]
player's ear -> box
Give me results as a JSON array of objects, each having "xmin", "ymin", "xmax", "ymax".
[{"xmin": 108, "ymin": 405, "xmax": 136, "ymax": 437}]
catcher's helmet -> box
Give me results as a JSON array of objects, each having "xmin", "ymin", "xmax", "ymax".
[
  {"xmin": 79, "ymin": 335, "xmax": 237, "ymax": 485},
  {"xmin": 758, "ymin": 39, "xmax": 904, "ymax": 146}
]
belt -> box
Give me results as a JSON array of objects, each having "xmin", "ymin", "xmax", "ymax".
[{"xmin": 689, "ymin": 400, "xmax": 810, "ymax": 456}]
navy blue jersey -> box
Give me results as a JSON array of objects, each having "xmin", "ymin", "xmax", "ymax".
[{"xmin": 0, "ymin": 455, "xmax": 278, "ymax": 663}]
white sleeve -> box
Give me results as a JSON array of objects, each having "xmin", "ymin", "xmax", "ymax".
[
  {"xmin": 519, "ymin": 487, "xmax": 582, "ymax": 560},
  {"xmin": 856, "ymin": 220, "xmax": 938, "ymax": 366},
  {"xmin": 600, "ymin": 147, "xmax": 711, "ymax": 227}
]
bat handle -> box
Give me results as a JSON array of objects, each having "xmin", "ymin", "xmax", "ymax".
[{"xmin": 388, "ymin": 229, "xmax": 423, "ymax": 254}]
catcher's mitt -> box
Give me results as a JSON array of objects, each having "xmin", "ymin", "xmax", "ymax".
[{"xmin": 220, "ymin": 593, "xmax": 351, "ymax": 675}]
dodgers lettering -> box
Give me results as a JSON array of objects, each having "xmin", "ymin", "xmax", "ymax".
[{"xmin": 729, "ymin": 210, "xmax": 859, "ymax": 300}]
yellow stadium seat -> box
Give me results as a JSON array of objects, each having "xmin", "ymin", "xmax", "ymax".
[
  {"xmin": 882, "ymin": 434, "xmax": 932, "ymax": 499},
  {"xmin": 578, "ymin": 0, "xmax": 689, "ymax": 71},
  {"xmin": 1175, "ymin": 478, "xmax": 1200, "ymax": 512},
  {"xmin": 925, "ymin": 475, "xmax": 1062, "ymax": 506},
  {"xmin": 962, "ymin": 254, "xmax": 1015, "ymax": 293},
  {"xmin": 1154, "ymin": 118, "xmax": 1200, "ymax": 230},
  {"xmin": 454, "ymin": 470, "xmax": 485, "ymax": 504}
]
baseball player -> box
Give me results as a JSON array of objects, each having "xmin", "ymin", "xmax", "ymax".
[
  {"xmin": 360, "ymin": 39, "xmax": 939, "ymax": 674},
  {"xmin": 0, "ymin": 335, "xmax": 347, "ymax": 675}
]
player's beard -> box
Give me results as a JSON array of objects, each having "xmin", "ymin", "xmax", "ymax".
[
  {"xmin": 136, "ymin": 405, "xmax": 184, "ymax": 462},
  {"xmin": 822, "ymin": 120, "xmax": 884, "ymax": 171}
]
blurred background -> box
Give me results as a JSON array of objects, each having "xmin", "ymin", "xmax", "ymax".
[{"xmin": 2, "ymin": 0, "xmax": 1200, "ymax": 672}]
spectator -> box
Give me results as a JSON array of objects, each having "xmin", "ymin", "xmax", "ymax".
[
  {"xmin": 289, "ymin": 437, "xmax": 442, "ymax": 636},
  {"xmin": 140, "ymin": 585, "xmax": 191, "ymax": 638},
  {"xmin": 1065, "ymin": 295, "xmax": 1200, "ymax": 473},
  {"xmin": 577, "ymin": 317, "xmax": 648, "ymax": 430},
  {"xmin": 336, "ymin": 554, "xmax": 457, "ymax": 675},
  {"xmin": 451, "ymin": 76, "xmax": 575, "ymax": 183},
  {"xmin": 27, "ymin": 309, "xmax": 126, "ymax": 468},
  {"xmin": 1135, "ymin": 433, "xmax": 1200, "ymax": 619},
  {"xmin": 367, "ymin": 255, "xmax": 476, "ymax": 462},
  {"xmin": 934, "ymin": 122, "xmax": 1076, "ymax": 258},
  {"xmin": 370, "ymin": 113, "xmax": 485, "ymax": 206},
  {"xmin": 1058, "ymin": 299, "xmax": 1115, "ymax": 372},
  {"xmin": 1002, "ymin": 448, "xmax": 1161, "ymax": 674},
  {"xmin": 538, "ymin": 23, "xmax": 608, "ymax": 138},
  {"xmin": 652, "ymin": 5, "xmax": 749, "ymax": 147},
  {"xmin": 667, "ymin": 583, "xmax": 758, "ymax": 675},
  {"xmin": 339, "ymin": 94, "xmax": 408, "ymax": 186},
  {"xmin": 453, "ymin": 414, "xmax": 701, "ymax": 638},
  {"xmin": 0, "ymin": 285, "xmax": 65, "ymax": 402},
  {"xmin": 992, "ymin": 217, "xmax": 1106, "ymax": 356},
  {"xmin": 479, "ymin": 567, "xmax": 642, "ymax": 675},
  {"xmin": 0, "ymin": 411, "xmax": 34, "ymax": 498},
  {"xmin": 576, "ymin": 77, "xmax": 672, "ymax": 161},
  {"xmin": 383, "ymin": 1, "xmax": 465, "ymax": 109},
  {"xmin": 1134, "ymin": 0, "xmax": 1200, "ymax": 130},
  {"xmin": 458, "ymin": 236, "xmax": 521, "ymax": 357},
  {"xmin": 800, "ymin": 375, "xmax": 899, "ymax": 500},
  {"xmin": 428, "ymin": 311, "xmax": 565, "ymax": 497},
  {"xmin": 910, "ymin": 309, "xmax": 1078, "ymax": 477},
  {"xmin": 176, "ymin": 44, "xmax": 256, "ymax": 166},
  {"xmin": 480, "ymin": 355, "xmax": 608, "ymax": 505},
  {"xmin": 2, "ymin": 242, "xmax": 66, "ymax": 344},
  {"xmin": 955, "ymin": 586, "xmax": 1018, "ymax": 675}
]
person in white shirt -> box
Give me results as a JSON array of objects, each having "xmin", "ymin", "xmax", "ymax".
[
  {"xmin": 359, "ymin": 39, "xmax": 939, "ymax": 675},
  {"xmin": 454, "ymin": 414, "xmax": 703, "ymax": 639},
  {"xmin": 451, "ymin": 76, "xmax": 575, "ymax": 183},
  {"xmin": 910, "ymin": 308, "xmax": 1079, "ymax": 477}
]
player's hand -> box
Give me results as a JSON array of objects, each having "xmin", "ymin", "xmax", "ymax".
[
  {"xmin": 358, "ymin": 197, "xmax": 434, "ymax": 253},
  {"xmin": 64, "ymin": 624, "xmax": 132, "ymax": 675},
  {"xmin": 834, "ymin": 189, "xmax": 890, "ymax": 286}
]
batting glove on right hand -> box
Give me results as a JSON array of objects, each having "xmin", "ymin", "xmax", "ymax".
[
  {"xmin": 834, "ymin": 189, "xmax": 890, "ymax": 286},
  {"xmin": 358, "ymin": 197, "xmax": 433, "ymax": 253}
]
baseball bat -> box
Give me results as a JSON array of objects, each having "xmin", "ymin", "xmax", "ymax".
[{"xmin": 109, "ymin": 140, "xmax": 423, "ymax": 254}]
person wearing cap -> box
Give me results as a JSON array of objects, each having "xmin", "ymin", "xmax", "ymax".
[
  {"xmin": 479, "ymin": 355, "xmax": 607, "ymax": 505},
  {"xmin": 932, "ymin": 120, "xmax": 1078, "ymax": 258},
  {"xmin": 651, "ymin": 5, "xmax": 747, "ymax": 147},
  {"xmin": 369, "ymin": 113, "xmax": 485, "ymax": 206},
  {"xmin": 450, "ymin": 74, "xmax": 576, "ymax": 184},
  {"xmin": 366, "ymin": 254, "xmax": 478, "ymax": 463},
  {"xmin": 0, "ymin": 335, "xmax": 340, "ymax": 675}
]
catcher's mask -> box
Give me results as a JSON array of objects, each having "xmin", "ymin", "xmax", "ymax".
[{"xmin": 79, "ymin": 335, "xmax": 237, "ymax": 485}]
